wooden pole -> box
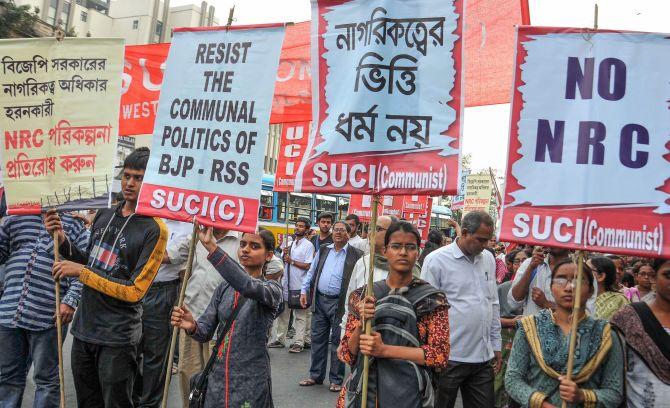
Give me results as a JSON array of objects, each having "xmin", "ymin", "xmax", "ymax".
[
  {"xmin": 285, "ymin": 192, "xmax": 290, "ymax": 247},
  {"xmin": 53, "ymin": 232, "xmax": 66, "ymax": 408},
  {"xmin": 360, "ymin": 194, "xmax": 380, "ymax": 408},
  {"xmin": 562, "ymin": 251, "xmax": 585, "ymax": 408},
  {"xmin": 160, "ymin": 220, "xmax": 199, "ymax": 408}
]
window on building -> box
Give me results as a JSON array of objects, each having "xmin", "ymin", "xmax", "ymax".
[
  {"xmin": 81, "ymin": 11, "xmax": 87, "ymax": 22},
  {"xmin": 60, "ymin": 0, "xmax": 71, "ymax": 27},
  {"xmin": 47, "ymin": 0, "xmax": 58, "ymax": 25},
  {"xmin": 75, "ymin": 0, "xmax": 83, "ymax": 5},
  {"xmin": 132, "ymin": 20, "xmax": 139, "ymax": 29},
  {"xmin": 259, "ymin": 191, "xmax": 274, "ymax": 221},
  {"xmin": 155, "ymin": 20, "xmax": 163, "ymax": 37}
]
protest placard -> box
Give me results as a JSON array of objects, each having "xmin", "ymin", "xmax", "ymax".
[
  {"xmin": 463, "ymin": 173, "xmax": 492, "ymax": 216},
  {"xmin": 120, "ymin": 43, "xmax": 169, "ymax": 136},
  {"xmin": 348, "ymin": 194, "xmax": 383, "ymax": 222},
  {"xmin": 402, "ymin": 195, "xmax": 430, "ymax": 215},
  {"xmin": 293, "ymin": 0, "xmax": 464, "ymax": 195},
  {"xmin": 499, "ymin": 26, "xmax": 670, "ymax": 257},
  {"xmin": 404, "ymin": 198, "xmax": 433, "ymax": 244},
  {"xmin": 136, "ymin": 25, "xmax": 285, "ymax": 232},
  {"xmin": 450, "ymin": 169, "xmax": 469, "ymax": 210},
  {"xmin": 0, "ymin": 38, "xmax": 123, "ymax": 214},
  {"xmin": 274, "ymin": 121, "xmax": 310, "ymax": 192}
]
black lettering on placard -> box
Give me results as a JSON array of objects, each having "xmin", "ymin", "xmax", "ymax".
[
  {"xmin": 535, "ymin": 119, "xmax": 564, "ymax": 163},
  {"xmin": 619, "ymin": 124, "xmax": 649, "ymax": 169},
  {"xmin": 576, "ymin": 121, "xmax": 606, "ymax": 165},
  {"xmin": 565, "ymin": 57, "xmax": 626, "ymax": 101}
]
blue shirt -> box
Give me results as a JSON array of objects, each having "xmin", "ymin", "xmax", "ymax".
[
  {"xmin": 301, "ymin": 244, "xmax": 348, "ymax": 296},
  {"xmin": 0, "ymin": 215, "xmax": 89, "ymax": 330}
]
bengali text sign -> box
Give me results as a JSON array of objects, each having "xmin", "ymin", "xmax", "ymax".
[{"xmin": 0, "ymin": 38, "xmax": 123, "ymax": 214}]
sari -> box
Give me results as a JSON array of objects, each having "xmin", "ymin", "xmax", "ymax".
[
  {"xmin": 505, "ymin": 309, "xmax": 624, "ymax": 407},
  {"xmin": 610, "ymin": 303, "xmax": 670, "ymax": 407},
  {"xmin": 594, "ymin": 291, "xmax": 629, "ymax": 321}
]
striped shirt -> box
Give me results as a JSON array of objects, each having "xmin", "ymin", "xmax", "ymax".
[{"xmin": 0, "ymin": 215, "xmax": 89, "ymax": 331}]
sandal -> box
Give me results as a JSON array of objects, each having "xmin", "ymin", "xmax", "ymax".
[
  {"xmin": 329, "ymin": 384, "xmax": 342, "ymax": 392},
  {"xmin": 299, "ymin": 378, "xmax": 322, "ymax": 386},
  {"xmin": 288, "ymin": 344, "xmax": 304, "ymax": 353}
]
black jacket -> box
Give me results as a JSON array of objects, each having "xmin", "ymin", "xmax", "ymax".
[{"xmin": 308, "ymin": 244, "xmax": 363, "ymax": 320}]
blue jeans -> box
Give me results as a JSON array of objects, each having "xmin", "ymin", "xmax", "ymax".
[
  {"xmin": 308, "ymin": 293, "xmax": 345, "ymax": 385},
  {"xmin": 0, "ymin": 325, "xmax": 63, "ymax": 408}
]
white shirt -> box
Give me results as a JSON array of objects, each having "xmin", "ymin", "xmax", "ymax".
[
  {"xmin": 154, "ymin": 219, "xmax": 192, "ymax": 282},
  {"xmin": 421, "ymin": 241, "xmax": 502, "ymax": 363},
  {"xmin": 348, "ymin": 235, "xmax": 368, "ymax": 253},
  {"xmin": 508, "ymin": 257, "xmax": 597, "ymax": 316},
  {"xmin": 281, "ymin": 236, "xmax": 315, "ymax": 300},
  {"xmin": 340, "ymin": 255, "xmax": 388, "ymax": 330},
  {"xmin": 167, "ymin": 231, "xmax": 241, "ymax": 319}
]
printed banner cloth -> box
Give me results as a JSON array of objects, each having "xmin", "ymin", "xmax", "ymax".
[
  {"xmin": 274, "ymin": 121, "xmax": 310, "ymax": 192},
  {"xmin": 293, "ymin": 0, "xmax": 464, "ymax": 195},
  {"xmin": 136, "ymin": 24, "xmax": 285, "ymax": 232},
  {"xmin": 0, "ymin": 38, "xmax": 123, "ymax": 214},
  {"xmin": 499, "ymin": 26, "xmax": 670, "ymax": 257}
]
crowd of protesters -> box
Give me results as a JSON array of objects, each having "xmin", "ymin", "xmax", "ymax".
[{"xmin": 0, "ymin": 147, "xmax": 668, "ymax": 408}]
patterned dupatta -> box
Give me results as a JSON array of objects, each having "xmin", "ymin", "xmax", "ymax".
[{"xmin": 519, "ymin": 309, "xmax": 612, "ymax": 383}]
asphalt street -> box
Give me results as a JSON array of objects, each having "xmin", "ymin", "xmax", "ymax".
[{"xmin": 24, "ymin": 334, "xmax": 462, "ymax": 407}]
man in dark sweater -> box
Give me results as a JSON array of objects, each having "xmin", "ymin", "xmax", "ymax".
[{"xmin": 45, "ymin": 147, "xmax": 167, "ymax": 407}]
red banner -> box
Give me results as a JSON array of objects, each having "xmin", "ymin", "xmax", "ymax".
[
  {"xmin": 120, "ymin": 43, "xmax": 169, "ymax": 136},
  {"xmin": 402, "ymin": 195, "xmax": 430, "ymax": 215},
  {"xmin": 119, "ymin": 22, "xmax": 312, "ymax": 136},
  {"xmin": 404, "ymin": 198, "xmax": 433, "ymax": 244},
  {"xmin": 347, "ymin": 194, "xmax": 383, "ymax": 222},
  {"xmin": 464, "ymin": 0, "xmax": 529, "ymax": 106},
  {"xmin": 274, "ymin": 121, "xmax": 310, "ymax": 192},
  {"xmin": 498, "ymin": 26, "xmax": 670, "ymax": 258}
]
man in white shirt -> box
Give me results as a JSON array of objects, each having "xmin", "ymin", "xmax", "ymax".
[
  {"xmin": 508, "ymin": 246, "xmax": 598, "ymax": 316},
  {"xmin": 345, "ymin": 214, "xmax": 368, "ymax": 253},
  {"xmin": 422, "ymin": 211, "xmax": 502, "ymax": 408},
  {"xmin": 164, "ymin": 227, "xmax": 241, "ymax": 408},
  {"xmin": 268, "ymin": 217, "xmax": 315, "ymax": 353},
  {"xmin": 134, "ymin": 219, "xmax": 191, "ymax": 407}
]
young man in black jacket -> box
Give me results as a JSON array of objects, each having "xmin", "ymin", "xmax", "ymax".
[{"xmin": 45, "ymin": 147, "xmax": 167, "ymax": 407}]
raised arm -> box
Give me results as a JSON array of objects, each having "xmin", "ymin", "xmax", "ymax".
[{"xmin": 207, "ymin": 248, "xmax": 282, "ymax": 309}]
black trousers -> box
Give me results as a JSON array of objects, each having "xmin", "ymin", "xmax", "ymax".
[
  {"xmin": 71, "ymin": 337, "xmax": 138, "ymax": 408},
  {"xmin": 435, "ymin": 360, "xmax": 495, "ymax": 408},
  {"xmin": 133, "ymin": 279, "xmax": 179, "ymax": 407}
]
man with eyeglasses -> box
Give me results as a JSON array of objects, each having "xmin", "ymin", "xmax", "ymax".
[
  {"xmin": 298, "ymin": 221, "xmax": 363, "ymax": 392},
  {"xmin": 421, "ymin": 211, "xmax": 502, "ymax": 408}
]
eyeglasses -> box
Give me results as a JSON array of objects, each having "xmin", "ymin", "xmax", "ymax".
[
  {"xmin": 387, "ymin": 243, "xmax": 419, "ymax": 252},
  {"xmin": 376, "ymin": 226, "xmax": 388, "ymax": 233},
  {"xmin": 332, "ymin": 228, "xmax": 348, "ymax": 233},
  {"xmin": 552, "ymin": 277, "xmax": 590, "ymax": 287},
  {"xmin": 635, "ymin": 272, "xmax": 654, "ymax": 278}
]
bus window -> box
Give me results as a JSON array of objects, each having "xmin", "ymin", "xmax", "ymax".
[
  {"xmin": 338, "ymin": 197, "xmax": 349, "ymax": 220},
  {"xmin": 278, "ymin": 193, "xmax": 313, "ymax": 223},
  {"xmin": 259, "ymin": 191, "xmax": 274, "ymax": 221},
  {"xmin": 315, "ymin": 194, "xmax": 337, "ymax": 219}
]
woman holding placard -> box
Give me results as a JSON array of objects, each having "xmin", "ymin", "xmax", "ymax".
[{"xmin": 505, "ymin": 259, "xmax": 624, "ymax": 407}]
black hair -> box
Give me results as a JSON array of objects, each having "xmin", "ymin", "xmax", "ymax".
[
  {"xmin": 295, "ymin": 217, "xmax": 311, "ymax": 228},
  {"xmin": 345, "ymin": 213, "xmax": 361, "ymax": 226},
  {"xmin": 317, "ymin": 212, "xmax": 334, "ymax": 221},
  {"xmin": 123, "ymin": 147, "xmax": 150, "ymax": 171},
  {"xmin": 633, "ymin": 261, "xmax": 653, "ymax": 275},
  {"xmin": 333, "ymin": 220, "xmax": 351, "ymax": 233},
  {"xmin": 621, "ymin": 272, "xmax": 635, "ymax": 288},
  {"xmin": 461, "ymin": 211, "xmax": 494, "ymax": 234},
  {"xmin": 653, "ymin": 257, "xmax": 670, "ymax": 272},
  {"xmin": 551, "ymin": 258, "xmax": 594, "ymax": 290},
  {"xmin": 505, "ymin": 249, "xmax": 521, "ymax": 265},
  {"xmin": 384, "ymin": 221, "xmax": 421, "ymax": 247},
  {"xmin": 606, "ymin": 254, "xmax": 623, "ymax": 262},
  {"xmin": 257, "ymin": 228, "xmax": 275, "ymax": 251},
  {"xmin": 589, "ymin": 256, "xmax": 618, "ymax": 292},
  {"xmin": 427, "ymin": 229, "xmax": 445, "ymax": 246}
]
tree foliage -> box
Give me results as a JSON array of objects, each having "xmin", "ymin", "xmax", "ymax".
[{"xmin": 0, "ymin": 0, "xmax": 40, "ymax": 38}]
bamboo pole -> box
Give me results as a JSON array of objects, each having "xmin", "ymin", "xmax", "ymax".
[
  {"xmin": 360, "ymin": 194, "xmax": 380, "ymax": 408},
  {"xmin": 285, "ymin": 192, "xmax": 290, "ymax": 247},
  {"xmin": 53, "ymin": 232, "xmax": 66, "ymax": 408},
  {"xmin": 160, "ymin": 220, "xmax": 199, "ymax": 408},
  {"xmin": 562, "ymin": 251, "xmax": 585, "ymax": 408}
]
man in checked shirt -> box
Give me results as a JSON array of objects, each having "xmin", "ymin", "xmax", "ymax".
[{"xmin": 0, "ymin": 212, "xmax": 89, "ymax": 407}]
